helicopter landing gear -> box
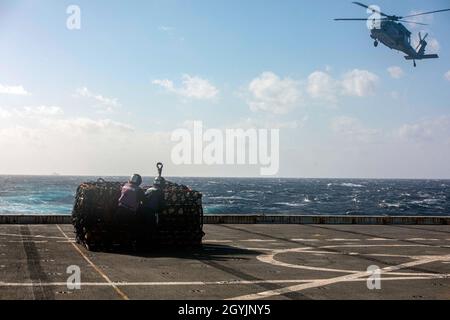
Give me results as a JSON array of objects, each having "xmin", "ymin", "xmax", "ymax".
[{"xmin": 374, "ymin": 40, "xmax": 379, "ymax": 47}]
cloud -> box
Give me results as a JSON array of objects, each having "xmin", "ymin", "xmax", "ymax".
[
  {"xmin": 43, "ymin": 118, "xmax": 134, "ymax": 135},
  {"xmin": 444, "ymin": 71, "xmax": 450, "ymax": 82},
  {"xmin": 307, "ymin": 71, "xmax": 338, "ymax": 103},
  {"xmin": 181, "ymin": 117, "xmax": 304, "ymax": 132},
  {"xmin": 305, "ymin": 69, "xmax": 379, "ymax": 102},
  {"xmin": 331, "ymin": 115, "xmax": 450, "ymax": 145},
  {"xmin": 0, "ymin": 106, "xmax": 131, "ymax": 135},
  {"xmin": 427, "ymin": 38, "xmax": 440, "ymax": 53},
  {"xmin": 0, "ymin": 115, "xmax": 175, "ymax": 176},
  {"xmin": 387, "ymin": 66, "xmax": 404, "ymax": 79},
  {"xmin": 152, "ymin": 74, "xmax": 219, "ymax": 100},
  {"xmin": 396, "ymin": 116, "xmax": 450, "ymax": 143},
  {"xmin": 341, "ymin": 69, "xmax": 379, "ymax": 97},
  {"xmin": 158, "ymin": 26, "xmax": 174, "ymax": 33},
  {"xmin": 246, "ymin": 72, "xmax": 301, "ymax": 115},
  {"xmin": 21, "ymin": 106, "xmax": 63, "ymax": 117},
  {"xmin": 75, "ymin": 87, "xmax": 120, "ymax": 112},
  {"xmin": 0, "ymin": 84, "xmax": 29, "ymax": 95},
  {"xmin": 0, "ymin": 108, "xmax": 12, "ymax": 119},
  {"xmin": 178, "ymin": 75, "xmax": 218, "ymax": 99},
  {"xmin": 0, "ymin": 116, "xmax": 135, "ymax": 153},
  {"xmin": 331, "ymin": 116, "xmax": 380, "ymax": 143},
  {"xmin": 0, "ymin": 106, "xmax": 63, "ymax": 119},
  {"xmin": 243, "ymin": 69, "xmax": 379, "ymax": 113},
  {"xmin": 152, "ymin": 79, "xmax": 175, "ymax": 91},
  {"xmin": 233, "ymin": 116, "xmax": 307, "ymax": 130},
  {"xmin": 390, "ymin": 91, "xmax": 400, "ymax": 100}
]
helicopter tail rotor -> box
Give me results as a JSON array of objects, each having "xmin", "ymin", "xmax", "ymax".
[
  {"xmin": 415, "ymin": 32, "xmax": 422, "ymax": 51},
  {"xmin": 416, "ymin": 32, "xmax": 429, "ymax": 55}
]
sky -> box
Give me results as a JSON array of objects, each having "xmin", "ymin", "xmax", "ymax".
[{"xmin": 0, "ymin": 0, "xmax": 450, "ymax": 178}]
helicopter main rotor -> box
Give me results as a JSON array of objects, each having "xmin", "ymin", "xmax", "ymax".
[{"xmin": 334, "ymin": 1, "xmax": 450, "ymax": 26}]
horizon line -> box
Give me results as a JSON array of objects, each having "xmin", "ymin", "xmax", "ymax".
[{"xmin": 0, "ymin": 174, "xmax": 449, "ymax": 181}]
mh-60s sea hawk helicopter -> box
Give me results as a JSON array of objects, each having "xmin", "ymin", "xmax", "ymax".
[{"xmin": 335, "ymin": 2, "xmax": 450, "ymax": 67}]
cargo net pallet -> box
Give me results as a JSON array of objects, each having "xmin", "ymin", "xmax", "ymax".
[{"xmin": 72, "ymin": 179, "xmax": 204, "ymax": 252}]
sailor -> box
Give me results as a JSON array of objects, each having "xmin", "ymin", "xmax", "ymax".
[
  {"xmin": 134, "ymin": 176, "xmax": 165, "ymax": 247},
  {"xmin": 115, "ymin": 174, "xmax": 145, "ymax": 246},
  {"xmin": 143, "ymin": 176, "xmax": 165, "ymax": 212},
  {"xmin": 141, "ymin": 162, "xmax": 166, "ymax": 213},
  {"xmin": 118, "ymin": 174, "xmax": 145, "ymax": 213}
]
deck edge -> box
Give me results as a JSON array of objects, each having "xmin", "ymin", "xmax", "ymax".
[{"xmin": 0, "ymin": 214, "xmax": 448, "ymax": 225}]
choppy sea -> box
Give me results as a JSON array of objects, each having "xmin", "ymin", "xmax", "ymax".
[{"xmin": 0, "ymin": 176, "xmax": 449, "ymax": 216}]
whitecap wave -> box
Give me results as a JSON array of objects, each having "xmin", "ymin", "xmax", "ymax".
[
  {"xmin": 275, "ymin": 202, "xmax": 305, "ymax": 207},
  {"xmin": 208, "ymin": 195, "xmax": 256, "ymax": 202},
  {"xmin": 379, "ymin": 201, "xmax": 401, "ymax": 209},
  {"xmin": 341, "ymin": 183, "xmax": 364, "ymax": 188}
]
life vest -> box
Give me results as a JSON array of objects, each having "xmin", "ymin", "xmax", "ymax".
[
  {"xmin": 143, "ymin": 187, "xmax": 163, "ymax": 212},
  {"xmin": 118, "ymin": 182, "xmax": 140, "ymax": 212}
]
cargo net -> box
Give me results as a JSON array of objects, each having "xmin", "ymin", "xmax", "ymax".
[{"xmin": 72, "ymin": 179, "xmax": 204, "ymax": 251}]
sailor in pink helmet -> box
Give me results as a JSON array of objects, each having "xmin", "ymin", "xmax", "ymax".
[{"xmin": 118, "ymin": 174, "xmax": 145, "ymax": 213}]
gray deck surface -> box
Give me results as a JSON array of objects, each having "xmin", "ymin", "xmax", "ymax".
[{"xmin": 0, "ymin": 224, "xmax": 449, "ymax": 300}]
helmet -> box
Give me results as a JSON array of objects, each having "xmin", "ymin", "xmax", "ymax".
[
  {"xmin": 130, "ymin": 174, "xmax": 142, "ymax": 186},
  {"xmin": 154, "ymin": 176, "xmax": 166, "ymax": 187}
]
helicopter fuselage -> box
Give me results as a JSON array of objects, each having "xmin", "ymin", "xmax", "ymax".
[
  {"xmin": 334, "ymin": 2, "xmax": 448, "ymax": 66},
  {"xmin": 369, "ymin": 21, "xmax": 417, "ymax": 57}
]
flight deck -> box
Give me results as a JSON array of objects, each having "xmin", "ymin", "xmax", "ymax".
[{"xmin": 0, "ymin": 219, "xmax": 449, "ymax": 300}]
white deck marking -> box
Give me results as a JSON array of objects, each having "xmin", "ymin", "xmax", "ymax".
[
  {"xmin": 328, "ymin": 239, "xmax": 361, "ymax": 242},
  {"xmin": 56, "ymin": 225, "xmax": 130, "ymax": 300},
  {"xmin": 1, "ymin": 234, "xmax": 443, "ymax": 243},
  {"xmin": 229, "ymin": 254, "xmax": 450, "ymax": 300},
  {"xmin": 8, "ymin": 240, "xmax": 48, "ymax": 243},
  {"xmin": 321, "ymin": 244, "xmax": 431, "ymax": 249},
  {"xmin": 0, "ymin": 280, "xmax": 308, "ymax": 287},
  {"xmin": 236, "ymin": 247, "xmax": 275, "ymax": 251},
  {"xmin": 256, "ymin": 241, "xmax": 450, "ymax": 278},
  {"xmin": 1, "ymin": 275, "xmax": 449, "ymax": 288},
  {"xmin": 109, "ymin": 238, "xmax": 449, "ymax": 244},
  {"xmin": 240, "ymin": 239, "xmax": 277, "ymax": 242},
  {"xmin": 204, "ymin": 240, "xmax": 233, "ymax": 243},
  {"xmin": 0, "ymin": 232, "xmax": 70, "ymax": 240},
  {"xmin": 206, "ymin": 239, "xmax": 277, "ymax": 243},
  {"xmin": 258, "ymin": 247, "xmax": 360, "ymax": 273}
]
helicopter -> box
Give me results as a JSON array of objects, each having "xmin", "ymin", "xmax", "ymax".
[{"xmin": 335, "ymin": 2, "xmax": 450, "ymax": 67}]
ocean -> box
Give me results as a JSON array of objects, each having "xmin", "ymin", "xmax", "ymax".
[{"xmin": 0, "ymin": 176, "xmax": 449, "ymax": 216}]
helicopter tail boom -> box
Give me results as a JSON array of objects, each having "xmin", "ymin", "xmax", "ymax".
[{"xmin": 405, "ymin": 54, "xmax": 439, "ymax": 60}]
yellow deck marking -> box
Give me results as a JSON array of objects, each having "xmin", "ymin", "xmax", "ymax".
[{"xmin": 56, "ymin": 225, "xmax": 129, "ymax": 300}]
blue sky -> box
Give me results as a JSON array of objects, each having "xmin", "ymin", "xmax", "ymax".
[{"xmin": 0, "ymin": 0, "xmax": 450, "ymax": 178}]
